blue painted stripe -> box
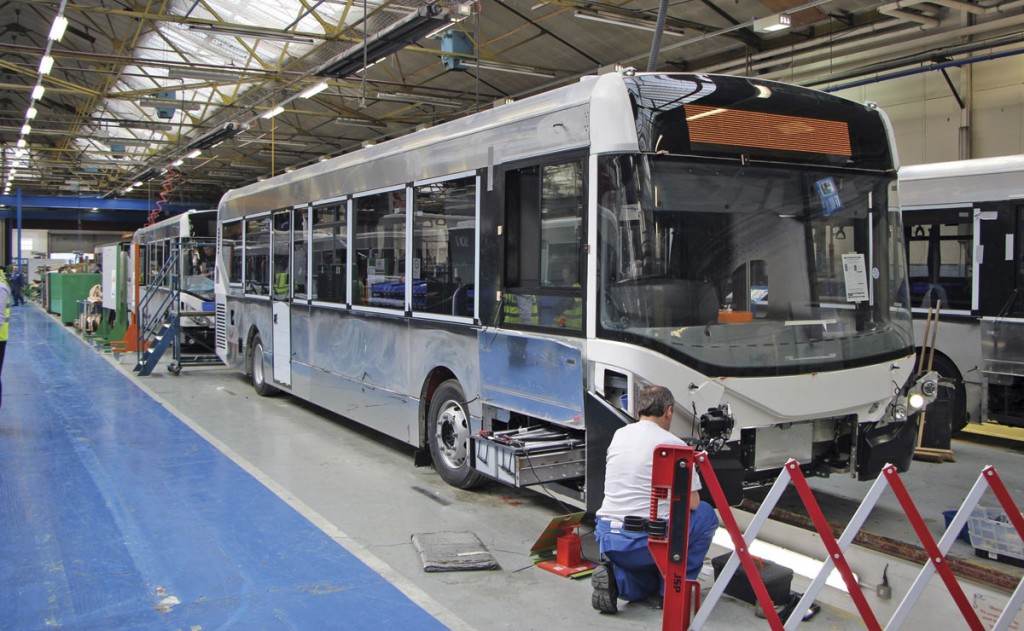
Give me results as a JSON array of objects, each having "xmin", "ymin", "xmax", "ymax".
[{"xmin": 0, "ymin": 305, "xmax": 448, "ymax": 631}]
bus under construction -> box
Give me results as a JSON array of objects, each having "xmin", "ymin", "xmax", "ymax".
[
  {"xmin": 131, "ymin": 209, "xmax": 218, "ymax": 350},
  {"xmin": 214, "ymin": 71, "xmax": 937, "ymax": 509},
  {"xmin": 900, "ymin": 155, "xmax": 1024, "ymax": 431}
]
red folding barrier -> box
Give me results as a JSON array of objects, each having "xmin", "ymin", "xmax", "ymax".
[
  {"xmin": 647, "ymin": 445, "xmax": 696, "ymax": 631},
  {"xmin": 648, "ymin": 447, "xmax": 1024, "ymax": 630}
]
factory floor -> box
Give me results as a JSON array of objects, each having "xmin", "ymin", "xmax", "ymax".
[{"xmin": 2, "ymin": 302, "xmax": 1022, "ymax": 630}]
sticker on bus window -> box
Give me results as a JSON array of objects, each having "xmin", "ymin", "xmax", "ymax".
[
  {"xmin": 816, "ymin": 177, "xmax": 844, "ymax": 215},
  {"xmin": 842, "ymin": 253, "xmax": 869, "ymax": 302}
]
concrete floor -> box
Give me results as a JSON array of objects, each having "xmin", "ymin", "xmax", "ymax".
[{"xmin": 6, "ymin": 301, "xmax": 1024, "ymax": 629}]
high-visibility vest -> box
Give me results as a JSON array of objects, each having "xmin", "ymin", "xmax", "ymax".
[
  {"xmin": 558, "ymin": 296, "xmax": 583, "ymax": 329},
  {"xmin": 0, "ymin": 282, "xmax": 9, "ymax": 342},
  {"xmin": 503, "ymin": 294, "xmax": 537, "ymax": 325},
  {"xmin": 273, "ymin": 272, "xmax": 289, "ymax": 296}
]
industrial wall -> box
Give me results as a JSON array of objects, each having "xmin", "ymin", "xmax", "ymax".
[{"xmin": 835, "ymin": 54, "xmax": 1024, "ymax": 165}]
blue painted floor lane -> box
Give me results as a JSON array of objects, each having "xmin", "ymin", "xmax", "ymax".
[{"xmin": 0, "ymin": 304, "xmax": 449, "ymax": 631}]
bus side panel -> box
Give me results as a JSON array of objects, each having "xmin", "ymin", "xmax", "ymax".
[
  {"xmin": 478, "ymin": 331, "xmax": 584, "ymax": 428},
  {"xmin": 304, "ymin": 309, "xmax": 480, "ymax": 446}
]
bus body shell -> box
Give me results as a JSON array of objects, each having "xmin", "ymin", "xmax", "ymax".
[{"xmin": 216, "ymin": 72, "xmax": 932, "ymax": 508}]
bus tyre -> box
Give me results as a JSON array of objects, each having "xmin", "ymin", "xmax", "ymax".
[
  {"xmin": 428, "ymin": 380, "xmax": 484, "ymax": 489},
  {"xmin": 249, "ymin": 334, "xmax": 278, "ymax": 397}
]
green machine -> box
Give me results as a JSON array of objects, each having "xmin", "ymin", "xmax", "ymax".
[{"xmin": 47, "ymin": 272, "xmax": 102, "ymax": 325}]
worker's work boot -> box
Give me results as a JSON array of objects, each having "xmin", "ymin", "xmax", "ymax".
[{"xmin": 591, "ymin": 562, "xmax": 619, "ymax": 614}]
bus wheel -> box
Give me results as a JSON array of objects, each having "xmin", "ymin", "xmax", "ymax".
[
  {"xmin": 428, "ymin": 380, "xmax": 484, "ymax": 489},
  {"xmin": 249, "ymin": 334, "xmax": 278, "ymax": 397}
]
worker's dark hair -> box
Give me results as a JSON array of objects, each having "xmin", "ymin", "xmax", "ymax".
[{"xmin": 636, "ymin": 385, "xmax": 674, "ymax": 418}]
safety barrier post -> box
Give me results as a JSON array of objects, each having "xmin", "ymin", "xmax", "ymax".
[{"xmin": 648, "ymin": 444, "xmax": 695, "ymax": 630}]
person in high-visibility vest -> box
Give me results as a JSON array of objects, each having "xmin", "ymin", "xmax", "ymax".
[
  {"xmin": 503, "ymin": 293, "xmax": 537, "ymax": 325},
  {"xmin": 0, "ymin": 269, "xmax": 10, "ymax": 409}
]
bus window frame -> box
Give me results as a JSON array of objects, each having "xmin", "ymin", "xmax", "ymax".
[
  {"xmin": 223, "ymin": 218, "xmax": 245, "ymax": 287},
  {"xmin": 271, "ymin": 208, "xmax": 292, "ymax": 302},
  {"xmin": 351, "ymin": 183, "xmax": 411, "ymax": 316},
  {"xmin": 500, "ymin": 152, "xmax": 587, "ymax": 335},
  {"xmin": 243, "ymin": 211, "xmax": 273, "ymax": 300},
  {"xmin": 308, "ymin": 196, "xmax": 350, "ymax": 311},
  {"xmin": 292, "ymin": 203, "xmax": 311, "ymax": 302},
  {"xmin": 903, "ymin": 202, "xmax": 977, "ymax": 317},
  {"xmin": 411, "ymin": 169, "xmax": 479, "ymax": 325}
]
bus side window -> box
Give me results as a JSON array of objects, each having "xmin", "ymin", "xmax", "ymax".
[
  {"xmin": 311, "ymin": 203, "xmax": 346, "ymax": 304},
  {"xmin": 245, "ymin": 217, "xmax": 271, "ymax": 296},
  {"xmin": 503, "ymin": 160, "xmax": 584, "ymax": 332},
  {"xmin": 293, "ymin": 208, "xmax": 308, "ymax": 299},
  {"xmin": 222, "ymin": 221, "xmax": 243, "ymax": 284},
  {"xmin": 272, "ymin": 210, "xmax": 291, "ymax": 300},
  {"xmin": 413, "ymin": 175, "xmax": 477, "ymax": 317},
  {"xmin": 356, "ymin": 190, "xmax": 406, "ymax": 311}
]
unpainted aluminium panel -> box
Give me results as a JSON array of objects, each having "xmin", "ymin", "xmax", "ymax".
[{"xmin": 219, "ymin": 73, "xmax": 639, "ymax": 220}]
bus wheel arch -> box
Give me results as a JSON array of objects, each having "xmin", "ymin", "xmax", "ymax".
[
  {"xmin": 423, "ymin": 374, "xmax": 484, "ymax": 489},
  {"xmin": 247, "ymin": 327, "xmax": 278, "ymax": 397},
  {"xmin": 916, "ymin": 349, "xmax": 967, "ymax": 433}
]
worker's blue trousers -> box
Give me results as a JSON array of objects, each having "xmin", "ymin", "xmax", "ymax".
[{"xmin": 594, "ymin": 502, "xmax": 718, "ymax": 603}]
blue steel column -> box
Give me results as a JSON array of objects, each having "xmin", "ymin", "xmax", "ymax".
[{"xmin": 16, "ymin": 187, "xmax": 22, "ymax": 268}]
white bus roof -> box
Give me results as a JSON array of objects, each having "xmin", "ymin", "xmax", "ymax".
[{"xmin": 899, "ymin": 155, "xmax": 1024, "ymax": 207}]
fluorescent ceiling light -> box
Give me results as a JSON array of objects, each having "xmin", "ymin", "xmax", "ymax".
[
  {"xmin": 138, "ymin": 99, "xmax": 200, "ymax": 111},
  {"xmin": 241, "ymin": 138, "xmax": 307, "ymax": 148},
  {"xmin": 230, "ymin": 162, "xmax": 266, "ymax": 169},
  {"xmin": 31, "ymin": 85, "xmax": 45, "ymax": 101},
  {"xmin": 26, "ymin": 107, "xmax": 38, "ymax": 120},
  {"xmin": 16, "ymin": 139, "xmax": 27, "ymax": 148},
  {"xmin": 261, "ymin": 105, "xmax": 286, "ymax": 119},
  {"xmin": 753, "ymin": 14, "xmax": 791, "ymax": 33},
  {"xmin": 335, "ymin": 116, "xmax": 388, "ymax": 129},
  {"xmin": 116, "ymin": 120, "xmax": 173, "ymax": 131},
  {"xmin": 38, "ymin": 55, "xmax": 55, "ymax": 75},
  {"xmin": 21, "ymin": 124, "xmax": 31, "ymax": 135},
  {"xmin": 298, "ymin": 81, "xmax": 329, "ymax": 99},
  {"xmin": 573, "ymin": 10, "xmax": 685, "ymax": 36},
  {"xmin": 167, "ymin": 67, "xmax": 246, "ymax": 82},
  {"xmin": 472, "ymin": 60, "xmax": 555, "ymax": 78},
  {"xmin": 374, "ymin": 92, "xmax": 461, "ymax": 108},
  {"xmin": 186, "ymin": 149, "xmax": 202, "ymax": 159},
  {"xmin": 172, "ymin": 159, "xmax": 184, "ymax": 167},
  {"xmin": 101, "ymin": 137, "xmax": 161, "ymax": 146},
  {"xmin": 188, "ymin": 23, "xmax": 315, "ymax": 44},
  {"xmin": 49, "ymin": 15, "xmax": 69, "ymax": 42}
]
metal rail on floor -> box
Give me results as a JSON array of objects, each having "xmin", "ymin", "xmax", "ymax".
[{"xmin": 653, "ymin": 449, "xmax": 1024, "ymax": 630}]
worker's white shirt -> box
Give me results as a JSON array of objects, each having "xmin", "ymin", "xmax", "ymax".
[{"xmin": 597, "ymin": 420, "xmax": 700, "ymax": 522}]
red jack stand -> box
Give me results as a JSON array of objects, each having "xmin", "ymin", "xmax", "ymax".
[{"xmin": 531, "ymin": 513, "xmax": 597, "ymax": 578}]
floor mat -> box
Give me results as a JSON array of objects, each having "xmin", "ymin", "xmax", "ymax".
[{"xmin": 411, "ymin": 531, "xmax": 499, "ymax": 572}]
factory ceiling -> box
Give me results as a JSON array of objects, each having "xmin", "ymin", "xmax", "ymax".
[{"xmin": 1, "ymin": 0, "xmax": 1022, "ymax": 209}]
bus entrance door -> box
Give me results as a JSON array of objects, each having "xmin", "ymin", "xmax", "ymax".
[{"xmin": 272, "ymin": 301, "xmax": 292, "ymax": 386}]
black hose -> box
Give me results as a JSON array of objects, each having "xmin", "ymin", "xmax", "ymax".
[{"xmin": 646, "ymin": 0, "xmax": 670, "ymax": 72}]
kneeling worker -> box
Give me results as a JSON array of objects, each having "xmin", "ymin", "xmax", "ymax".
[{"xmin": 592, "ymin": 384, "xmax": 719, "ymax": 613}]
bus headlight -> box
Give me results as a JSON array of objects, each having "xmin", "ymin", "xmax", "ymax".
[
  {"xmin": 906, "ymin": 371, "xmax": 939, "ymax": 409},
  {"xmin": 908, "ymin": 393, "xmax": 925, "ymax": 410}
]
